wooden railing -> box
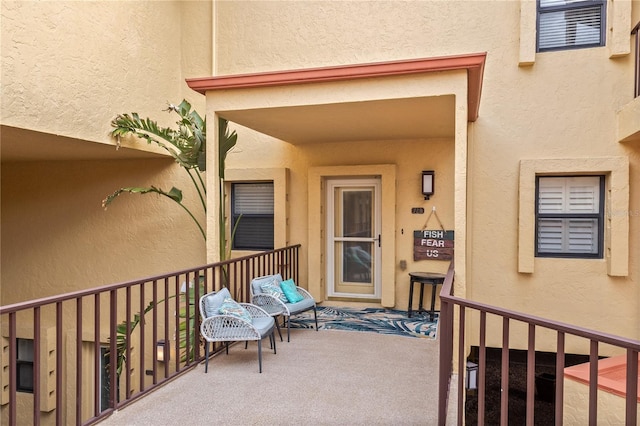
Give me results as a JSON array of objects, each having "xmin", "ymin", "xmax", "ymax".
[
  {"xmin": 438, "ymin": 261, "xmax": 640, "ymax": 425},
  {"xmin": 0, "ymin": 245, "xmax": 300, "ymax": 426}
]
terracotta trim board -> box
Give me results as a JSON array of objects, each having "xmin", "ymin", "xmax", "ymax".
[{"xmin": 186, "ymin": 53, "xmax": 487, "ymax": 122}]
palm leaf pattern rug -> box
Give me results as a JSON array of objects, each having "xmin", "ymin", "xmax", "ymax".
[{"xmin": 289, "ymin": 306, "xmax": 438, "ymax": 339}]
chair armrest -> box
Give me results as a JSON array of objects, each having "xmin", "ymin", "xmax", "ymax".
[
  {"xmin": 239, "ymin": 303, "xmax": 271, "ymax": 318},
  {"xmin": 252, "ymin": 294, "xmax": 286, "ymax": 309},
  {"xmin": 200, "ymin": 314, "xmax": 260, "ymax": 342},
  {"xmin": 296, "ymin": 287, "xmax": 315, "ymax": 303}
]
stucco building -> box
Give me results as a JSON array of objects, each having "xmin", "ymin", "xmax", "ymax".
[{"xmin": 2, "ymin": 1, "xmax": 639, "ymax": 424}]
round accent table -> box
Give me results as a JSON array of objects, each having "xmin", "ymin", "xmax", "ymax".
[{"xmin": 408, "ymin": 272, "xmax": 446, "ymax": 320}]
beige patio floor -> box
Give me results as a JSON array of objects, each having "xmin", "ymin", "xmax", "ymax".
[{"xmin": 98, "ymin": 328, "xmax": 458, "ymax": 425}]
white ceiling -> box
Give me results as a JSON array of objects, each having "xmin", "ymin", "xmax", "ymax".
[{"xmin": 220, "ymin": 95, "xmax": 455, "ymax": 145}]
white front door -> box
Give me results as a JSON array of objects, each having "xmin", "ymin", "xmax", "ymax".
[{"xmin": 326, "ymin": 178, "xmax": 381, "ymax": 299}]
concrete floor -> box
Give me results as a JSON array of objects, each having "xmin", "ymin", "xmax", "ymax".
[{"xmin": 98, "ymin": 328, "xmax": 458, "ymax": 425}]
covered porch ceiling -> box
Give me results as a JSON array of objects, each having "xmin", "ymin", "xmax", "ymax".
[
  {"xmin": 219, "ymin": 95, "xmax": 455, "ymax": 145},
  {"xmin": 187, "ymin": 53, "xmax": 486, "ymax": 145}
]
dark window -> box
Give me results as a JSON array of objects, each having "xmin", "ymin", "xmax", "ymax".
[
  {"xmin": 535, "ymin": 176, "xmax": 604, "ymax": 258},
  {"xmin": 16, "ymin": 338, "xmax": 34, "ymax": 393},
  {"xmin": 537, "ymin": 0, "xmax": 606, "ymax": 52},
  {"xmin": 231, "ymin": 182, "xmax": 274, "ymax": 250}
]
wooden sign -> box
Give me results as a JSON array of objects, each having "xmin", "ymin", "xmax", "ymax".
[{"xmin": 413, "ymin": 230, "xmax": 454, "ymax": 261}]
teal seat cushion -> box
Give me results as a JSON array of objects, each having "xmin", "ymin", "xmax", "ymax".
[
  {"xmin": 280, "ymin": 279, "xmax": 304, "ymax": 303},
  {"xmin": 218, "ymin": 297, "xmax": 252, "ymax": 323},
  {"xmin": 203, "ymin": 287, "xmax": 231, "ymax": 318}
]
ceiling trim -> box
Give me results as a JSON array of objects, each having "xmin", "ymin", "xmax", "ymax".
[{"xmin": 186, "ymin": 53, "xmax": 487, "ymax": 122}]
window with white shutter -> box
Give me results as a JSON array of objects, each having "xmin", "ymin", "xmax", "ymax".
[
  {"xmin": 231, "ymin": 182, "xmax": 274, "ymax": 250},
  {"xmin": 537, "ymin": 0, "xmax": 606, "ymax": 52},
  {"xmin": 535, "ymin": 176, "xmax": 604, "ymax": 257}
]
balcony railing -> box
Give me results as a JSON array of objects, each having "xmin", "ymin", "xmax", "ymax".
[
  {"xmin": 438, "ymin": 260, "xmax": 640, "ymax": 425},
  {"xmin": 0, "ymin": 244, "xmax": 300, "ymax": 426}
]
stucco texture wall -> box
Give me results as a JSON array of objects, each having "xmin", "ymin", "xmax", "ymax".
[
  {"xmin": 213, "ymin": 0, "xmax": 640, "ymax": 350},
  {"xmin": 563, "ymin": 378, "xmax": 640, "ymax": 425},
  {"xmin": 1, "ymin": 159, "xmax": 206, "ymax": 304},
  {"xmin": 3, "ymin": 1, "xmax": 183, "ymax": 143},
  {"xmin": 1, "ymin": 0, "xmax": 213, "ymax": 305}
]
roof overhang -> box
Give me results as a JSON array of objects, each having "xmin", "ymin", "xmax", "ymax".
[{"xmin": 187, "ymin": 53, "xmax": 486, "ymax": 144}]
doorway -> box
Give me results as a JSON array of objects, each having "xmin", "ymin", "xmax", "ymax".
[{"xmin": 326, "ymin": 178, "xmax": 381, "ymax": 299}]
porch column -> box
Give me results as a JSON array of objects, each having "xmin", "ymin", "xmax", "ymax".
[{"xmin": 206, "ymin": 111, "xmax": 222, "ymax": 263}]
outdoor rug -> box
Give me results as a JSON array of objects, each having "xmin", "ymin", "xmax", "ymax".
[{"xmin": 288, "ymin": 306, "xmax": 438, "ymax": 339}]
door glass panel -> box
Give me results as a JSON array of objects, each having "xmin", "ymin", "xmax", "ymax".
[
  {"xmin": 332, "ymin": 187, "xmax": 375, "ymax": 295},
  {"xmin": 343, "ymin": 242, "xmax": 372, "ymax": 284},
  {"xmin": 338, "ymin": 190, "xmax": 372, "ymax": 238}
]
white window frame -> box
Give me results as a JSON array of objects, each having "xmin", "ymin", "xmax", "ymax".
[
  {"xmin": 537, "ymin": 0, "xmax": 606, "ymax": 52},
  {"xmin": 535, "ymin": 175, "xmax": 604, "ymax": 258}
]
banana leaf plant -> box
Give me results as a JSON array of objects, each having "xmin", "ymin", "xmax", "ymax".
[{"xmin": 103, "ymin": 100, "xmax": 237, "ymax": 244}]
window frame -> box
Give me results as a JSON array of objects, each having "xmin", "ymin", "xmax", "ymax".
[
  {"xmin": 536, "ymin": 0, "xmax": 607, "ymax": 52},
  {"xmin": 16, "ymin": 338, "xmax": 34, "ymax": 393},
  {"xmin": 231, "ymin": 182, "xmax": 275, "ymax": 251},
  {"xmin": 534, "ymin": 175, "xmax": 605, "ymax": 259}
]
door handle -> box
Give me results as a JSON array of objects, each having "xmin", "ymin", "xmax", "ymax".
[{"xmin": 375, "ymin": 234, "xmax": 381, "ymax": 247}]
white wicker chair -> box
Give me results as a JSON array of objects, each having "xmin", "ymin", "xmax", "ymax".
[
  {"xmin": 250, "ymin": 274, "xmax": 318, "ymax": 342},
  {"xmin": 199, "ymin": 287, "xmax": 276, "ymax": 373}
]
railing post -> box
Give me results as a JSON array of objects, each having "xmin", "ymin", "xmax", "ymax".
[
  {"xmin": 33, "ymin": 307, "xmax": 41, "ymax": 425},
  {"xmin": 109, "ymin": 290, "xmax": 118, "ymax": 411},
  {"xmin": 437, "ymin": 261, "xmax": 455, "ymax": 426},
  {"xmin": 437, "ymin": 296, "xmax": 451, "ymax": 425},
  {"xmin": 8, "ymin": 312, "xmax": 17, "ymax": 426},
  {"xmin": 588, "ymin": 340, "xmax": 599, "ymax": 426},
  {"xmin": 56, "ymin": 301, "xmax": 63, "ymax": 426},
  {"xmin": 626, "ymin": 349, "xmax": 638, "ymax": 425},
  {"xmin": 76, "ymin": 299, "xmax": 83, "ymax": 426}
]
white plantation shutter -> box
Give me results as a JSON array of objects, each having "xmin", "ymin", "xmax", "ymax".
[
  {"xmin": 537, "ymin": 176, "xmax": 601, "ymax": 256},
  {"xmin": 538, "ymin": 0, "xmax": 605, "ymax": 51}
]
